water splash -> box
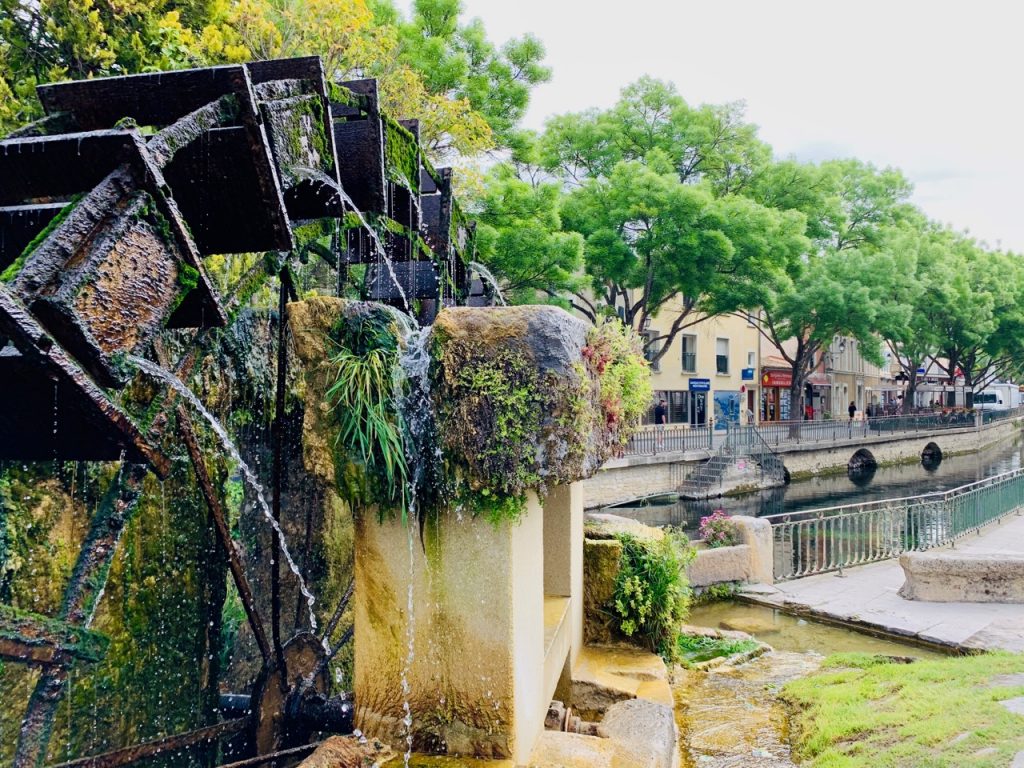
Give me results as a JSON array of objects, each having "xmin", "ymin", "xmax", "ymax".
[
  {"xmin": 129, "ymin": 356, "xmax": 320, "ymax": 636},
  {"xmin": 468, "ymin": 261, "xmax": 507, "ymax": 306}
]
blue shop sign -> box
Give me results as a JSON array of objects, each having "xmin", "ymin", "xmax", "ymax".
[
  {"xmin": 741, "ymin": 367, "xmax": 755, "ymax": 381},
  {"xmin": 689, "ymin": 378, "xmax": 711, "ymax": 392}
]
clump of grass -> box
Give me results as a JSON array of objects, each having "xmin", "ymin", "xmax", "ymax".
[
  {"xmin": 676, "ymin": 633, "xmax": 759, "ymax": 667},
  {"xmin": 326, "ymin": 346, "xmax": 408, "ymax": 518},
  {"xmin": 782, "ymin": 651, "xmax": 1024, "ymax": 767}
]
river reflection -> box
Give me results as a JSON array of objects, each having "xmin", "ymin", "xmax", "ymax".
[{"xmin": 607, "ymin": 436, "xmax": 1024, "ymax": 536}]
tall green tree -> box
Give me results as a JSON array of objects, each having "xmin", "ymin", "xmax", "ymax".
[
  {"xmin": 473, "ymin": 163, "xmax": 583, "ymax": 304},
  {"xmin": 559, "ymin": 154, "xmax": 807, "ymax": 362}
]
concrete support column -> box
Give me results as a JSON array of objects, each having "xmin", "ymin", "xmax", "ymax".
[
  {"xmin": 542, "ymin": 483, "xmax": 583, "ymax": 669},
  {"xmin": 354, "ymin": 493, "xmax": 545, "ymax": 764}
]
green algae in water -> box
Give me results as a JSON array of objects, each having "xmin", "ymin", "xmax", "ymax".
[{"xmin": 687, "ymin": 601, "xmax": 944, "ymax": 658}]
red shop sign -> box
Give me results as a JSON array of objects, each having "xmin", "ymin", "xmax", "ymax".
[{"xmin": 761, "ymin": 370, "xmax": 792, "ymax": 388}]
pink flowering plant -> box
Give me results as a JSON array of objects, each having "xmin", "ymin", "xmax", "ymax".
[{"xmin": 699, "ymin": 510, "xmax": 739, "ymax": 548}]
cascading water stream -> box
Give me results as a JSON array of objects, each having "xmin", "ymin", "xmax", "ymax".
[
  {"xmin": 392, "ymin": 324, "xmax": 435, "ymax": 767},
  {"xmin": 291, "ymin": 166, "xmax": 412, "ymax": 313},
  {"xmin": 468, "ymin": 261, "xmax": 507, "ymax": 306},
  {"xmin": 129, "ymin": 356, "xmax": 321, "ymax": 636}
]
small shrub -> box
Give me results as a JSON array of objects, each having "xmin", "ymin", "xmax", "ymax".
[
  {"xmin": 692, "ymin": 581, "xmax": 740, "ymax": 605},
  {"xmin": 699, "ymin": 510, "xmax": 739, "ymax": 548},
  {"xmin": 611, "ymin": 531, "xmax": 695, "ymax": 658}
]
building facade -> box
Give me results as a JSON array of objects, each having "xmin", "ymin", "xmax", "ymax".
[{"xmin": 642, "ymin": 305, "xmax": 761, "ymax": 429}]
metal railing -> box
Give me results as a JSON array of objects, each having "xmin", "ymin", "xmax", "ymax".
[
  {"xmin": 623, "ymin": 424, "xmax": 714, "ymax": 455},
  {"xmin": 626, "ymin": 407, "xmax": 1024, "ymax": 458},
  {"xmin": 766, "ymin": 467, "xmax": 1024, "ymax": 580}
]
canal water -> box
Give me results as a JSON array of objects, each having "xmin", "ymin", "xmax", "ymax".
[{"xmin": 607, "ymin": 435, "xmax": 1024, "ymax": 536}]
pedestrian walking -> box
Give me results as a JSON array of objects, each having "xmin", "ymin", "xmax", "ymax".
[{"xmin": 848, "ymin": 401, "xmax": 856, "ymax": 421}]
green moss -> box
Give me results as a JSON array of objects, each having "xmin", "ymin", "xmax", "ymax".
[
  {"xmin": 383, "ymin": 114, "xmax": 420, "ymax": 190},
  {"xmin": 1, "ymin": 195, "xmax": 82, "ymax": 283},
  {"xmin": 675, "ymin": 632, "xmax": 759, "ymax": 666},
  {"xmin": 444, "ymin": 349, "xmax": 543, "ymax": 503}
]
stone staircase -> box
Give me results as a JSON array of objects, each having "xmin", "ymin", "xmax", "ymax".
[{"xmin": 678, "ymin": 424, "xmax": 787, "ymax": 499}]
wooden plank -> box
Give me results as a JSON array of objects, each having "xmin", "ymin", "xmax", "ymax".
[
  {"xmin": 0, "ymin": 204, "xmax": 63, "ymax": 270},
  {"xmin": 366, "ymin": 260, "xmax": 439, "ymax": 300},
  {"xmin": 0, "ymin": 605, "xmax": 108, "ymax": 665},
  {"xmin": 0, "ymin": 130, "xmax": 135, "ymax": 204},
  {"xmin": 37, "ymin": 65, "xmax": 246, "ymax": 130},
  {"xmin": 0, "ymin": 286, "xmax": 171, "ymax": 475}
]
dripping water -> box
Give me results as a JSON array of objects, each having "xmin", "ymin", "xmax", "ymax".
[
  {"xmin": 394, "ymin": 324, "xmax": 437, "ymax": 767},
  {"xmin": 128, "ymin": 356, "xmax": 321, "ymax": 636}
]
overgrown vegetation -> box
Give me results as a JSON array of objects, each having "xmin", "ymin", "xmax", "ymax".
[
  {"xmin": 610, "ymin": 531, "xmax": 694, "ymax": 659},
  {"xmin": 325, "ymin": 308, "xmax": 408, "ymax": 519},
  {"xmin": 691, "ymin": 581, "xmax": 741, "ymax": 605},
  {"xmin": 675, "ymin": 633, "xmax": 759, "ymax": 667},
  {"xmin": 782, "ymin": 652, "xmax": 1024, "ymax": 767},
  {"xmin": 583, "ymin": 319, "xmax": 652, "ymax": 447}
]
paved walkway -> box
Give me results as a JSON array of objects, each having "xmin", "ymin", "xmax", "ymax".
[{"xmin": 742, "ymin": 513, "xmax": 1024, "ymax": 653}]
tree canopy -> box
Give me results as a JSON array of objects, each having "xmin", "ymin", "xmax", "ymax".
[{"xmin": 0, "ymin": 0, "xmax": 548, "ymax": 159}]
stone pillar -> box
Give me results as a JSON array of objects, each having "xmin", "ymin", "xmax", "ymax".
[
  {"xmin": 542, "ymin": 483, "xmax": 583, "ymax": 669},
  {"xmin": 354, "ymin": 493, "xmax": 546, "ymax": 764},
  {"xmin": 732, "ymin": 515, "xmax": 774, "ymax": 584}
]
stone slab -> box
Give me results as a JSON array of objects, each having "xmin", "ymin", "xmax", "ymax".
[
  {"xmin": 571, "ymin": 644, "xmax": 673, "ymax": 715},
  {"xmin": 899, "ymin": 551, "xmax": 1024, "ymax": 603}
]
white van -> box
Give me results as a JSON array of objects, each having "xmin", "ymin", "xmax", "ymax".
[{"xmin": 975, "ymin": 384, "xmax": 1020, "ymax": 411}]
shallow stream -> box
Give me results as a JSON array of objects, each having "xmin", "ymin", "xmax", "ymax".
[{"xmin": 676, "ymin": 601, "xmax": 943, "ymax": 767}]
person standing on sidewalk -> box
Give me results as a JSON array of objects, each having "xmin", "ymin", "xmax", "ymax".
[
  {"xmin": 655, "ymin": 398, "xmax": 668, "ymax": 448},
  {"xmin": 848, "ymin": 401, "xmax": 857, "ymax": 421}
]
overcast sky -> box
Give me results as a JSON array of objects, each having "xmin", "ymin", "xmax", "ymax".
[{"xmin": 451, "ymin": 0, "xmax": 1024, "ymax": 252}]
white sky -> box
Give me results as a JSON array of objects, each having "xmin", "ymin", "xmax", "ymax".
[{"xmin": 450, "ymin": 0, "xmax": 1024, "ymax": 252}]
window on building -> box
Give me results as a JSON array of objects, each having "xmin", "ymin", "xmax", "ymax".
[
  {"xmin": 644, "ymin": 333, "xmax": 660, "ymax": 372},
  {"xmin": 747, "ymin": 351, "xmax": 755, "ymax": 368},
  {"xmin": 681, "ymin": 334, "xmax": 697, "ymax": 373},
  {"xmin": 716, "ymin": 338, "xmax": 729, "ymax": 375}
]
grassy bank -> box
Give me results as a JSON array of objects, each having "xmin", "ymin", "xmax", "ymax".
[{"xmin": 782, "ymin": 652, "xmax": 1024, "ymax": 767}]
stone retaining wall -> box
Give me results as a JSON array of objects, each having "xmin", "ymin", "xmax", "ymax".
[{"xmin": 582, "ymin": 421, "xmax": 1021, "ymax": 508}]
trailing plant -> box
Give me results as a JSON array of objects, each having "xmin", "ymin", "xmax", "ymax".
[
  {"xmin": 325, "ymin": 309, "xmax": 409, "ymax": 519},
  {"xmin": 611, "ymin": 531, "xmax": 695, "ymax": 659},
  {"xmin": 699, "ymin": 510, "xmax": 739, "ymax": 548}
]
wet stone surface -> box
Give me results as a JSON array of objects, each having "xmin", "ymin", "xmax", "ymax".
[{"xmin": 674, "ymin": 651, "xmax": 822, "ymax": 768}]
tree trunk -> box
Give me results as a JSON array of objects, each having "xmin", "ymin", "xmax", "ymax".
[{"xmin": 903, "ymin": 371, "xmax": 918, "ymax": 414}]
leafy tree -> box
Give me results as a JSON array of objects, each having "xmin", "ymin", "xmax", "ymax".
[
  {"xmin": 754, "ymin": 247, "xmax": 897, "ymax": 423},
  {"xmin": 559, "ymin": 155, "xmax": 806, "ymax": 362},
  {"xmin": 472, "ymin": 163, "xmax": 583, "ymax": 304},
  {"xmin": 0, "ymin": 0, "xmax": 251, "ymax": 132},
  {"xmin": 539, "ymin": 76, "xmax": 770, "ymax": 192},
  {"xmin": 367, "ymin": 0, "xmax": 550, "ymax": 156}
]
